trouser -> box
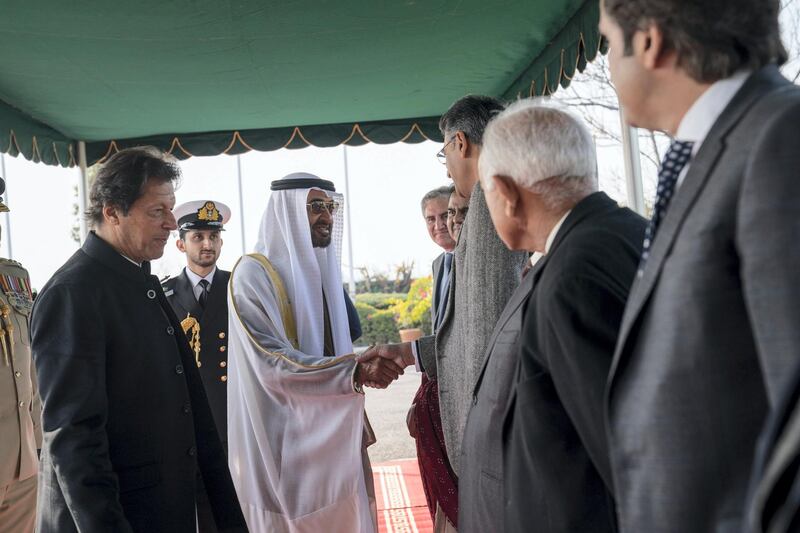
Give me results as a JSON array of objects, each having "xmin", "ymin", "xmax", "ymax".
[{"xmin": 0, "ymin": 474, "xmax": 37, "ymax": 533}]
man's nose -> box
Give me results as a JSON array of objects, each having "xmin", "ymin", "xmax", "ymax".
[
  {"xmin": 164, "ymin": 210, "xmax": 177, "ymax": 230},
  {"xmin": 319, "ymin": 209, "xmax": 333, "ymax": 223}
]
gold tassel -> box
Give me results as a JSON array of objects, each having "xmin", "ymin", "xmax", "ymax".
[
  {"xmin": 180, "ymin": 314, "xmax": 202, "ymax": 367},
  {"xmin": 0, "ymin": 327, "xmax": 8, "ymax": 366},
  {"xmin": 0, "ymin": 305, "xmax": 14, "ymax": 364}
]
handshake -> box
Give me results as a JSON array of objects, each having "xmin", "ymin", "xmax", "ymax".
[{"xmin": 355, "ymin": 342, "xmax": 416, "ymax": 389}]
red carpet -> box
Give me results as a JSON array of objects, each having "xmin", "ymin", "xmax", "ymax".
[{"xmin": 372, "ymin": 458, "xmax": 433, "ymax": 533}]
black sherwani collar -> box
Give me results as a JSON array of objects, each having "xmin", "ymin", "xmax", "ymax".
[{"xmin": 82, "ymin": 231, "xmax": 152, "ymax": 284}]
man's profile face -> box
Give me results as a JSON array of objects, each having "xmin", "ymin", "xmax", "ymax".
[
  {"xmin": 307, "ymin": 189, "xmax": 334, "ymax": 248},
  {"xmin": 115, "ymin": 179, "xmax": 177, "ymax": 262},
  {"xmin": 177, "ymin": 229, "xmax": 222, "ymax": 270},
  {"xmin": 599, "ymin": 0, "xmax": 651, "ymax": 129},
  {"xmin": 424, "ymin": 197, "xmax": 455, "ymax": 251},
  {"xmin": 447, "ymin": 192, "xmax": 468, "ymax": 242}
]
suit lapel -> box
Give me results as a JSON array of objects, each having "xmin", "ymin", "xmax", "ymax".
[
  {"xmin": 608, "ymin": 66, "xmax": 787, "ymax": 385},
  {"xmin": 174, "ymin": 269, "xmax": 203, "ymax": 320},
  {"xmin": 471, "ymin": 192, "xmax": 616, "ymax": 394},
  {"xmin": 431, "ymin": 253, "xmax": 445, "ymax": 322}
]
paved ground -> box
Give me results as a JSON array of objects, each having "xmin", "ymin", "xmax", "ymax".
[{"xmin": 365, "ymin": 371, "xmax": 421, "ymax": 463}]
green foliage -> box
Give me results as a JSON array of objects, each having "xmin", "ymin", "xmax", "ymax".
[
  {"xmin": 394, "ymin": 276, "xmax": 433, "ymax": 334},
  {"xmin": 352, "ymin": 278, "xmax": 433, "ymax": 344},
  {"xmin": 354, "ymin": 293, "xmax": 405, "ymax": 310},
  {"xmin": 355, "ymin": 301, "xmax": 401, "ymax": 345}
]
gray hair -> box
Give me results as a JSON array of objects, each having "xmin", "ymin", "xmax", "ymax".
[
  {"xmin": 479, "ymin": 99, "xmax": 597, "ymax": 211},
  {"xmin": 438, "ymin": 95, "xmax": 506, "ymax": 145},
  {"xmin": 420, "ymin": 185, "xmax": 455, "ymax": 215}
]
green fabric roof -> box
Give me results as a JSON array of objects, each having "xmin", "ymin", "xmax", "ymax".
[{"xmin": 0, "ymin": 0, "xmax": 603, "ymax": 167}]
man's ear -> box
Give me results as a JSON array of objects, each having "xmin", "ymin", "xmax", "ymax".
[
  {"xmin": 492, "ymin": 175, "xmax": 521, "ymax": 219},
  {"xmin": 176, "ymin": 238, "xmax": 186, "ymax": 253},
  {"xmin": 102, "ymin": 204, "xmax": 121, "ymax": 226},
  {"xmin": 455, "ymin": 131, "xmax": 470, "ymax": 159},
  {"xmin": 637, "ymin": 22, "xmax": 670, "ymax": 70}
]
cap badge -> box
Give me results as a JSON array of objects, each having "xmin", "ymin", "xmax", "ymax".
[{"xmin": 197, "ymin": 201, "xmax": 220, "ymax": 223}]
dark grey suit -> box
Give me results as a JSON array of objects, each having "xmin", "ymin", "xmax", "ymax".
[
  {"xmin": 458, "ymin": 255, "xmax": 535, "ymax": 533},
  {"xmin": 607, "ymin": 66, "xmax": 800, "ymax": 533},
  {"xmin": 499, "ymin": 192, "xmax": 645, "ymax": 533},
  {"xmin": 747, "ymin": 361, "xmax": 800, "ymax": 533},
  {"xmin": 431, "ymin": 252, "xmax": 446, "ymax": 328}
]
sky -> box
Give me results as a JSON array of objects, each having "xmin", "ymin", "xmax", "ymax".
[
  {"xmin": 0, "ymin": 136, "xmax": 635, "ymax": 292},
  {"xmin": 0, "ymin": 142, "xmax": 455, "ymax": 290}
]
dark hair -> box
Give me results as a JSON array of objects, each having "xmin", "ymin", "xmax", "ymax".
[
  {"xmin": 604, "ymin": 0, "xmax": 787, "ymax": 83},
  {"xmin": 420, "ymin": 185, "xmax": 455, "ymax": 215},
  {"xmin": 438, "ymin": 95, "xmax": 506, "ymax": 145},
  {"xmin": 87, "ymin": 146, "xmax": 181, "ymax": 226}
]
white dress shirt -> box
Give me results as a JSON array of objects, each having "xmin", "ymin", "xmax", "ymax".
[
  {"xmin": 185, "ymin": 266, "xmax": 217, "ymax": 302},
  {"xmin": 675, "ymin": 70, "xmax": 750, "ymax": 187}
]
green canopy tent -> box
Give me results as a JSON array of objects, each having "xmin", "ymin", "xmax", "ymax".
[{"xmin": 0, "ymin": 0, "xmax": 604, "ymax": 168}]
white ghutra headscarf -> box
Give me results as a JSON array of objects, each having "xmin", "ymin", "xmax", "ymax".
[{"xmin": 254, "ymin": 172, "xmax": 352, "ymax": 357}]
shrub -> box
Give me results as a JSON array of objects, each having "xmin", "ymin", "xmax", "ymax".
[
  {"xmin": 355, "ymin": 302, "xmax": 401, "ymax": 345},
  {"xmin": 394, "ymin": 276, "xmax": 433, "ymax": 335}
]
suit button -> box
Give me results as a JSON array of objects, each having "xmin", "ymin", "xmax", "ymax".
[
  {"xmin": 187, "ymin": 446, "xmax": 196, "ymax": 456},
  {"xmin": 183, "ymin": 402, "xmax": 191, "ymax": 414},
  {"xmin": 219, "ymin": 346, "xmax": 226, "ymax": 352},
  {"xmin": 19, "ymin": 401, "xmax": 25, "ymax": 408},
  {"xmin": 146, "ymin": 289, "xmax": 157, "ymax": 299},
  {"xmin": 218, "ymin": 332, "xmax": 226, "ymax": 339},
  {"xmin": 219, "ymin": 361, "xmax": 227, "ymax": 368},
  {"xmin": 166, "ymin": 326, "xmax": 175, "ymax": 335},
  {"xmin": 220, "ymin": 375, "xmax": 228, "ymax": 382},
  {"xmin": 14, "ymin": 371, "xmax": 21, "ymax": 378},
  {"xmin": 472, "ymin": 395, "xmax": 478, "ymax": 406},
  {"xmin": 175, "ymin": 365, "xmax": 184, "ymax": 375}
]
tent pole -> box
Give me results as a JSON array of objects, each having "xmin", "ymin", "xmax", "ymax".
[
  {"xmin": 342, "ymin": 145, "xmax": 356, "ymax": 295},
  {"xmin": 0, "ymin": 153, "xmax": 12, "ymax": 259},
  {"xmin": 77, "ymin": 141, "xmax": 90, "ymax": 242},
  {"xmin": 619, "ymin": 107, "xmax": 646, "ymax": 215},
  {"xmin": 236, "ymin": 154, "xmax": 246, "ymax": 254}
]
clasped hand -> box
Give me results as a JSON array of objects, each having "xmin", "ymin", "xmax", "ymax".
[{"xmin": 355, "ymin": 343, "xmax": 416, "ymax": 389}]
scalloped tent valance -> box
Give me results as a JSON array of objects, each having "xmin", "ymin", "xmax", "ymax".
[{"xmin": 0, "ymin": 0, "xmax": 603, "ymax": 168}]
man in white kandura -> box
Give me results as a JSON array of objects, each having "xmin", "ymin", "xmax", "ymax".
[{"xmin": 227, "ymin": 172, "xmax": 403, "ymax": 533}]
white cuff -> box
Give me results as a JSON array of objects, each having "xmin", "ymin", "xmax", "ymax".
[{"xmin": 411, "ymin": 340, "xmax": 422, "ymax": 373}]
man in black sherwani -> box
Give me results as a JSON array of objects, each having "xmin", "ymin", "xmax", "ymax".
[{"xmin": 31, "ymin": 147, "xmax": 246, "ymax": 533}]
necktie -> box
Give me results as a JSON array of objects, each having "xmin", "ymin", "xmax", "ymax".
[
  {"xmin": 641, "ymin": 140, "xmax": 694, "ymax": 264},
  {"xmin": 435, "ymin": 252, "xmax": 453, "ymax": 329},
  {"xmin": 198, "ymin": 279, "xmax": 210, "ymax": 309}
]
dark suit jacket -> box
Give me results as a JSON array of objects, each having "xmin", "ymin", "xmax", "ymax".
[
  {"xmin": 31, "ymin": 232, "xmax": 246, "ymax": 533},
  {"xmin": 163, "ymin": 268, "xmax": 231, "ymax": 440},
  {"xmin": 503, "ymin": 192, "xmax": 645, "ymax": 533},
  {"xmin": 607, "ymin": 66, "xmax": 800, "ymax": 533},
  {"xmin": 431, "ymin": 252, "xmax": 446, "ymax": 327},
  {"xmin": 747, "ymin": 361, "xmax": 800, "ymax": 533},
  {"xmin": 459, "ymin": 254, "xmax": 536, "ymax": 533}
]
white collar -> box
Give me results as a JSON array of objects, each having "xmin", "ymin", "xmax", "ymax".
[
  {"xmin": 185, "ymin": 266, "xmax": 216, "ymax": 287},
  {"xmin": 120, "ymin": 253, "xmax": 141, "ymax": 267},
  {"xmin": 676, "ymin": 71, "xmax": 751, "ymax": 148},
  {"xmin": 544, "ymin": 210, "xmax": 571, "ymax": 254}
]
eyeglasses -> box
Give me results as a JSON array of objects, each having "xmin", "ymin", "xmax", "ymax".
[
  {"xmin": 436, "ymin": 136, "xmax": 457, "ymax": 164},
  {"xmin": 306, "ymin": 200, "xmax": 340, "ymax": 215},
  {"xmin": 447, "ymin": 206, "xmax": 469, "ymax": 218}
]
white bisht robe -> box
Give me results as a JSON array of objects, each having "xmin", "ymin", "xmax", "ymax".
[{"xmin": 227, "ymin": 179, "xmax": 375, "ymax": 533}]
